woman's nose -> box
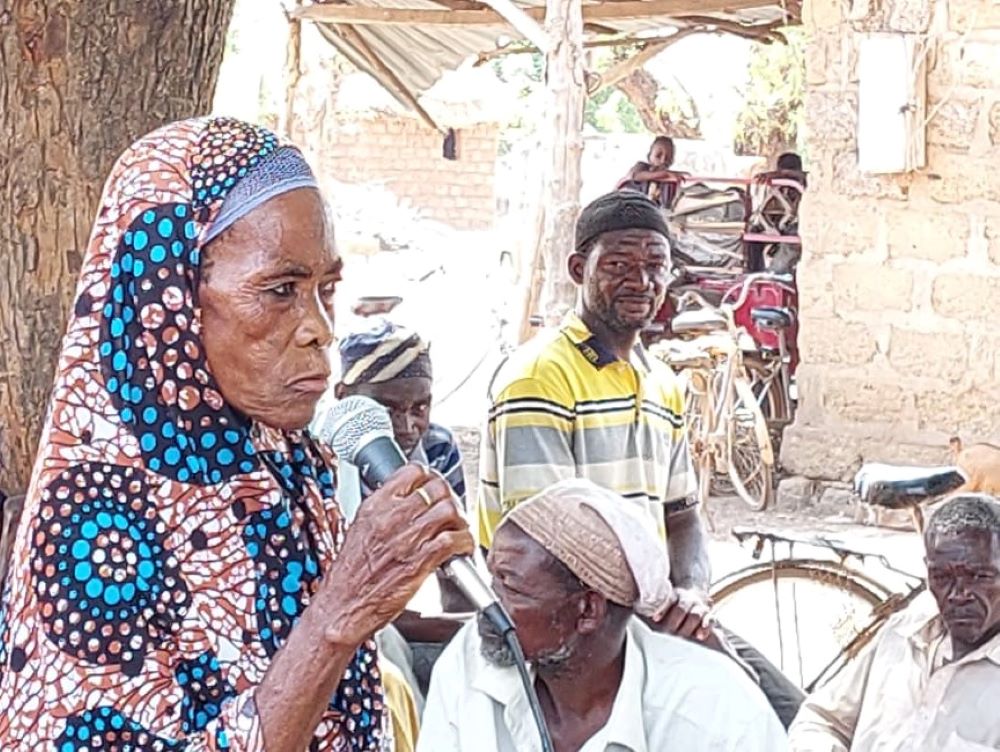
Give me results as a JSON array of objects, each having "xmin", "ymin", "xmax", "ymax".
[{"xmin": 297, "ymin": 291, "xmax": 334, "ymax": 349}]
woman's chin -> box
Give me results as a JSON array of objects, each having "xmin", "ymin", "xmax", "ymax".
[{"xmin": 249, "ymin": 398, "xmax": 320, "ymax": 433}]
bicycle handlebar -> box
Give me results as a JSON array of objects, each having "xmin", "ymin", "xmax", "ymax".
[
  {"xmin": 730, "ymin": 526, "xmax": 924, "ymax": 583},
  {"xmin": 672, "ymin": 271, "xmax": 795, "ymax": 323}
]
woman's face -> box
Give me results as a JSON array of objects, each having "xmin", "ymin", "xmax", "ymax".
[{"xmin": 199, "ymin": 188, "xmax": 340, "ymax": 431}]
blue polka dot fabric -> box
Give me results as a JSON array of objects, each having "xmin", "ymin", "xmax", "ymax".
[
  {"xmin": 57, "ymin": 707, "xmax": 186, "ymax": 751},
  {"xmin": 0, "ymin": 117, "xmax": 384, "ymax": 750}
]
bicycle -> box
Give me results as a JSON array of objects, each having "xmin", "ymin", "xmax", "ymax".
[
  {"xmin": 709, "ymin": 463, "xmax": 967, "ymax": 692},
  {"xmin": 715, "ymin": 272, "xmax": 799, "ymax": 456},
  {"xmin": 650, "ymin": 289, "xmax": 775, "ymax": 515}
]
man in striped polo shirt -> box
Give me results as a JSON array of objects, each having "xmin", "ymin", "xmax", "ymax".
[{"xmin": 477, "ymin": 190, "xmax": 712, "ymax": 639}]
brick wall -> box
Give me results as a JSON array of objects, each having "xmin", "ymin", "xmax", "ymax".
[
  {"xmin": 782, "ymin": 0, "xmax": 1000, "ymax": 480},
  {"xmin": 315, "ymin": 113, "xmax": 500, "ymax": 230}
]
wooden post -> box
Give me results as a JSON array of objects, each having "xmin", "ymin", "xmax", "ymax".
[
  {"xmin": 519, "ymin": 0, "xmax": 586, "ymax": 338},
  {"xmin": 282, "ymin": 5, "xmax": 303, "ymax": 139}
]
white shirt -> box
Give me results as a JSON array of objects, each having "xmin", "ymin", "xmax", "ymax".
[
  {"xmin": 789, "ymin": 593, "xmax": 1000, "ymax": 752},
  {"xmin": 418, "ymin": 618, "xmax": 788, "ymax": 752}
]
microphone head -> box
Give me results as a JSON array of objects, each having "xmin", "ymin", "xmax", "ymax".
[{"xmin": 314, "ymin": 395, "xmax": 395, "ymax": 463}]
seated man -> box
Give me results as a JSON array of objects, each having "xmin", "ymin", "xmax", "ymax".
[
  {"xmin": 318, "ymin": 318, "xmax": 467, "ymax": 520},
  {"xmin": 420, "ymin": 479, "xmax": 787, "ymax": 751},
  {"xmin": 789, "ymin": 494, "xmax": 1000, "ymax": 751},
  {"xmin": 312, "ymin": 320, "xmax": 469, "ymax": 734}
]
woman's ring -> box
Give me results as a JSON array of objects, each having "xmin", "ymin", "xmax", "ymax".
[{"xmin": 415, "ymin": 487, "xmax": 434, "ymax": 507}]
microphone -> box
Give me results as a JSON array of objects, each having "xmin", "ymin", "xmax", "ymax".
[{"xmin": 318, "ymin": 395, "xmax": 514, "ymax": 635}]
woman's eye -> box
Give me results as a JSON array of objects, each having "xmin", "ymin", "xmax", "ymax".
[
  {"xmin": 268, "ymin": 282, "xmax": 295, "ymax": 298},
  {"xmin": 320, "ymin": 281, "xmax": 337, "ymax": 299}
]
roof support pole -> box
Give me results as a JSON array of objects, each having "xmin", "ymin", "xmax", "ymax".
[
  {"xmin": 281, "ymin": 1, "xmax": 304, "ymax": 138},
  {"xmin": 517, "ymin": 0, "xmax": 586, "ymax": 341}
]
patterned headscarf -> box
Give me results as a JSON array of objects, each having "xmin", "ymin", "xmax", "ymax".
[
  {"xmin": 339, "ymin": 319, "xmax": 432, "ymax": 386},
  {"xmin": 0, "ymin": 118, "xmax": 384, "ymax": 751}
]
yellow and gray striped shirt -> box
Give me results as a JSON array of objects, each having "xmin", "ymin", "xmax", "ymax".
[{"xmin": 476, "ymin": 312, "xmax": 697, "ymax": 547}]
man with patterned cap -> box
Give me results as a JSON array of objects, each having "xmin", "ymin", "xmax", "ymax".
[
  {"xmin": 419, "ymin": 478, "xmax": 787, "ymax": 751},
  {"xmin": 312, "ymin": 319, "xmax": 471, "ymax": 748},
  {"xmin": 314, "ymin": 318, "xmax": 466, "ymax": 521}
]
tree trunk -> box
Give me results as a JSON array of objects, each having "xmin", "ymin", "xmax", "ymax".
[
  {"xmin": 527, "ymin": 0, "xmax": 586, "ymax": 331},
  {"xmin": 0, "ymin": 1, "xmax": 235, "ymax": 493},
  {"xmin": 616, "ymin": 68, "xmax": 700, "ymax": 139}
]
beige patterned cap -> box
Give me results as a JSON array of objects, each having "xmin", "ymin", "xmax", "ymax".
[{"xmin": 503, "ymin": 478, "xmax": 672, "ymax": 617}]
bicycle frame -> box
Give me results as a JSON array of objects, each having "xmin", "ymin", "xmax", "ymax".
[{"xmin": 656, "ymin": 293, "xmax": 774, "ymax": 513}]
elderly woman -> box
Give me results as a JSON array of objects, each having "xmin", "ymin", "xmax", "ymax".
[{"xmin": 0, "ymin": 118, "xmax": 472, "ymax": 750}]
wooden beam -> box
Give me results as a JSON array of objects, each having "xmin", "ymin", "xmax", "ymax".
[
  {"xmin": 586, "ymin": 28, "xmax": 697, "ymax": 95},
  {"xmin": 335, "ymin": 24, "xmax": 444, "ymax": 133},
  {"xmin": 294, "ymin": 0, "xmax": 773, "ymax": 26},
  {"xmin": 481, "ymin": 0, "xmax": 550, "ymax": 52},
  {"xmin": 429, "ymin": 0, "xmax": 488, "ymax": 8},
  {"xmin": 675, "ymin": 14, "xmax": 785, "ymax": 40}
]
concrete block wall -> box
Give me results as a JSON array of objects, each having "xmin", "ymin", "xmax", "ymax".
[
  {"xmin": 318, "ymin": 114, "xmax": 500, "ymax": 230},
  {"xmin": 783, "ymin": 0, "xmax": 1000, "ymax": 481}
]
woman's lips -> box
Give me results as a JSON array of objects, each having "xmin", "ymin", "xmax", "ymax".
[{"xmin": 288, "ymin": 373, "xmax": 330, "ymax": 394}]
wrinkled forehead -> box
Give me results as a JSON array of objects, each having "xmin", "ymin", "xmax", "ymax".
[
  {"xmin": 593, "ymin": 228, "xmax": 671, "ymax": 256},
  {"xmin": 926, "ymin": 528, "xmax": 1000, "ymax": 566},
  {"xmin": 490, "ymin": 523, "xmax": 563, "ymax": 579}
]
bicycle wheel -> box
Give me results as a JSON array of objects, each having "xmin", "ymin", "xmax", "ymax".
[
  {"xmin": 680, "ymin": 369, "xmax": 714, "ymax": 506},
  {"xmin": 746, "ymin": 357, "xmax": 790, "ymax": 454},
  {"xmin": 727, "ymin": 377, "xmax": 774, "ymax": 510},
  {"xmin": 711, "ymin": 560, "xmax": 889, "ymax": 691}
]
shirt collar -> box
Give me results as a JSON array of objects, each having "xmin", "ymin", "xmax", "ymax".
[
  {"xmin": 470, "ymin": 627, "xmax": 648, "ymax": 752},
  {"xmin": 598, "ymin": 630, "xmax": 649, "ymax": 752},
  {"xmin": 899, "ymin": 593, "xmax": 1000, "ymax": 668},
  {"xmin": 560, "ymin": 312, "xmax": 650, "ymax": 373}
]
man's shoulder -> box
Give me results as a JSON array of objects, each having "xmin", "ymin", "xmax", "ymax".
[
  {"xmin": 631, "ymin": 621, "xmax": 769, "ymax": 704},
  {"xmin": 424, "ymin": 422, "xmax": 459, "ymax": 449},
  {"xmin": 639, "ymin": 348, "xmax": 685, "ymax": 393},
  {"xmin": 490, "ymin": 330, "xmax": 579, "ymax": 402},
  {"xmin": 873, "ymin": 590, "xmax": 941, "ymax": 646},
  {"xmin": 434, "ymin": 619, "xmax": 489, "ymax": 684}
]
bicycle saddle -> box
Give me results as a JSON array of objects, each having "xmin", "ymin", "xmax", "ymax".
[
  {"xmin": 854, "ymin": 463, "xmax": 967, "ymax": 508},
  {"xmin": 672, "ymin": 308, "xmax": 729, "ymax": 334},
  {"xmin": 751, "ymin": 306, "xmax": 794, "ymax": 330}
]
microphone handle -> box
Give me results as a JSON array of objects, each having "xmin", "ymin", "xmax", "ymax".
[
  {"xmin": 352, "ymin": 433, "xmax": 515, "ymax": 634},
  {"xmin": 353, "ymin": 435, "xmax": 408, "ymax": 487}
]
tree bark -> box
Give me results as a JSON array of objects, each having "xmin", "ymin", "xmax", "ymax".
[
  {"xmin": 0, "ymin": 1, "xmax": 235, "ymax": 493},
  {"xmin": 527, "ymin": 0, "xmax": 586, "ymax": 330},
  {"xmin": 616, "ymin": 68, "xmax": 700, "ymax": 139}
]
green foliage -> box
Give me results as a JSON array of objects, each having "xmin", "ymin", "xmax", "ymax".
[
  {"xmin": 582, "ymin": 87, "xmax": 642, "ymax": 133},
  {"xmin": 734, "ymin": 28, "xmax": 805, "ymax": 158},
  {"xmin": 492, "ymin": 48, "xmax": 646, "ymax": 133}
]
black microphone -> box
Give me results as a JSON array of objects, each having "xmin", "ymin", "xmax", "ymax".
[{"xmin": 317, "ymin": 395, "xmax": 514, "ymax": 635}]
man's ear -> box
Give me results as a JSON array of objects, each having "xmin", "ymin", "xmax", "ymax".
[
  {"xmin": 568, "ymin": 252, "xmax": 587, "ymax": 286},
  {"xmin": 576, "ymin": 591, "xmax": 608, "ymax": 635}
]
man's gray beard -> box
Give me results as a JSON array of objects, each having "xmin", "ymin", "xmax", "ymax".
[{"xmin": 480, "ymin": 638, "xmax": 575, "ymax": 671}]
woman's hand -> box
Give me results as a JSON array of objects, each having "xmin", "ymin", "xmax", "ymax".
[{"xmin": 320, "ymin": 464, "xmax": 474, "ymax": 647}]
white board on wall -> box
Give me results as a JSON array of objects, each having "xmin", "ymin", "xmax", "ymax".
[{"xmin": 857, "ymin": 33, "xmax": 927, "ymax": 174}]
